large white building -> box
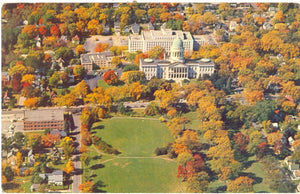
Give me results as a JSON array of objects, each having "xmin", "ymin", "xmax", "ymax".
[
  {"xmin": 80, "ymin": 52, "xmax": 114, "ymax": 71},
  {"xmin": 139, "ymin": 37, "xmax": 215, "ymax": 81},
  {"xmin": 129, "ymin": 28, "xmax": 205, "ymax": 54}
]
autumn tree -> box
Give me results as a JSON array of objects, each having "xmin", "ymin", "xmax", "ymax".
[
  {"xmin": 63, "ymin": 159, "xmax": 74, "ymax": 174},
  {"xmin": 75, "ymin": 44, "xmax": 86, "ymax": 56},
  {"xmin": 73, "ymin": 65, "xmax": 85, "ymax": 80},
  {"xmin": 84, "ymin": 87, "xmax": 112, "ymax": 109},
  {"xmin": 103, "ymin": 70, "xmax": 119, "ymax": 85},
  {"xmin": 41, "ymin": 133, "xmax": 60, "ymax": 147},
  {"xmin": 120, "ymin": 71, "xmax": 145, "ymax": 85},
  {"xmin": 94, "ymin": 42, "xmax": 109, "ymax": 53},
  {"xmin": 21, "ymin": 74, "xmax": 35, "ymax": 85},
  {"xmin": 227, "ymin": 176, "xmax": 254, "ymax": 193},
  {"xmin": 73, "ymin": 80, "xmax": 90, "ymax": 99},
  {"xmin": 50, "ymin": 25, "xmax": 59, "ymax": 36},
  {"xmin": 16, "ymin": 152, "xmax": 23, "ymax": 167},
  {"xmin": 21, "ymin": 25, "xmax": 38, "ymax": 38},
  {"xmin": 60, "ymin": 137, "xmax": 74, "ymax": 160},
  {"xmin": 87, "ymin": 19, "xmax": 103, "ymax": 35},
  {"xmin": 39, "ymin": 26, "xmax": 47, "ymax": 35},
  {"xmin": 24, "ymin": 97, "xmax": 40, "ymax": 109},
  {"xmin": 148, "ymin": 45, "xmax": 165, "ymax": 59},
  {"xmin": 12, "ymin": 73, "xmax": 22, "ymax": 92},
  {"xmin": 79, "ymin": 181, "xmax": 94, "ymax": 193}
]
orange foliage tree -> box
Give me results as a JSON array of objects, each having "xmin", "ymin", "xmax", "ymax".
[
  {"xmin": 78, "ymin": 181, "xmax": 94, "ymax": 193},
  {"xmin": 24, "ymin": 97, "xmax": 40, "ymax": 109},
  {"xmin": 227, "ymin": 176, "xmax": 254, "ymax": 193},
  {"xmin": 94, "ymin": 43, "xmax": 109, "ymax": 53}
]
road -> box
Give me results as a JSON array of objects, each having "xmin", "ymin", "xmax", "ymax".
[{"xmin": 72, "ymin": 113, "xmax": 81, "ymax": 193}]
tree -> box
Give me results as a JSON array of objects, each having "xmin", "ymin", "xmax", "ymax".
[
  {"xmin": 9, "ymin": 62, "xmax": 33, "ymax": 76},
  {"xmin": 16, "ymin": 152, "xmax": 23, "ymax": 167},
  {"xmin": 135, "ymin": 9, "xmax": 146, "ymax": 22},
  {"xmin": 160, "ymin": 12, "xmax": 172, "ymax": 22},
  {"xmin": 39, "ymin": 26, "xmax": 47, "ymax": 35},
  {"xmin": 48, "ymin": 72, "xmax": 60, "ymax": 88},
  {"xmin": 63, "ymin": 160, "xmax": 74, "ymax": 174},
  {"xmin": 4, "ymin": 166, "xmax": 14, "ymax": 182},
  {"xmin": 12, "ymin": 73, "xmax": 22, "ymax": 92},
  {"xmin": 186, "ymin": 171, "xmax": 210, "ymax": 192},
  {"xmin": 120, "ymin": 70, "xmax": 145, "ymax": 85},
  {"xmin": 148, "ymin": 45, "xmax": 165, "ymax": 59},
  {"xmin": 53, "ymin": 93, "xmax": 77, "ymax": 108},
  {"xmin": 202, "ymin": 12, "xmax": 218, "ymax": 26},
  {"xmin": 73, "ymin": 65, "xmax": 85, "ymax": 79},
  {"xmin": 73, "ymin": 80, "xmax": 90, "ymax": 99},
  {"xmin": 21, "ymin": 74, "xmax": 35, "ymax": 85},
  {"xmin": 60, "ymin": 137, "xmax": 74, "ymax": 160},
  {"xmin": 75, "ymin": 44, "xmax": 85, "ymax": 56},
  {"xmin": 24, "ymin": 97, "xmax": 40, "ymax": 109},
  {"xmin": 87, "ymin": 19, "xmax": 103, "ymax": 35},
  {"xmin": 103, "ymin": 70, "xmax": 119, "ymax": 85},
  {"xmin": 26, "ymin": 133, "xmax": 42, "ymax": 150},
  {"xmin": 84, "ymin": 87, "xmax": 112, "ymax": 109},
  {"xmin": 111, "ymin": 56, "xmax": 121, "ymax": 67},
  {"xmin": 55, "ymin": 47, "xmax": 74, "ymax": 63},
  {"xmin": 41, "ymin": 133, "xmax": 60, "ymax": 147},
  {"xmin": 227, "ymin": 176, "xmax": 254, "ymax": 193},
  {"xmin": 21, "ymin": 25, "xmax": 38, "ymax": 38},
  {"xmin": 78, "ymin": 181, "xmax": 94, "ymax": 193},
  {"xmin": 50, "ymin": 25, "xmax": 59, "ymax": 36},
  {"xmin": 94, "ymin": 43, "xmax": 109, "ymax": 53},
  {"xmin": 243, "ymin": 89, "xmax": 264, "ymax": 105}
]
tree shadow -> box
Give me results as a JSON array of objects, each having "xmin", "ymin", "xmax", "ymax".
[
  {"xmin": 239, "ymin": 172, "xmax": 262, "ymax": 184},
  {"xmin": 93, "ymin": 180, "xmax": 107, "ymax": 193},
  {"xmin": 93, "ymin": 125, "xmax": 104, "ymax": 130},
  {"xmin": 64, "ymin": 179, "xmax": 73, "ymax": 186},
  {"xmin": 242, "ymin": 159, "xmax": 256, "ymax": 169},
  {"xmin": 92, "ymin": 155, "xmax": 102, "ymax": 160},
  {"xmin": 69, "ymin": 131, "xmax": 80, "ymax": 136},
  {"xmin": 210, "ymin": 185, "xmax": 227, "ymax": 193},
  {"xmin": 90, "ymin": 163, "xmax": 105, "ymax": 170},
  {"xmin": 2, "ymin": 183, "xmax": 20, "ymax": 190},
  {"xmin": 257, "ymin": 191, "xmax": 270, "ymax": 193},
  {"xmin": 73, "ymin": 168, "xmax": 83, "ymax": 175}
]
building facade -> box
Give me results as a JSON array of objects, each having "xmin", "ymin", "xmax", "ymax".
[
  {"xmin": 80, "ymin": 52, "xmax": 114, "ymax": 71},
  {"xmin": 23, "ymin": 109, "xmax": 64, "ymax": 131},
  {"xmin": 129, "ymin": 28, "xmax": 216, "ymax": 54},
  {"xmin": 129, "ymin": 28, "xmax": 194, "ymax": 54},
  {"xmin": 139, "ymin": 37, "xmax": 215, "ymax": 81}
]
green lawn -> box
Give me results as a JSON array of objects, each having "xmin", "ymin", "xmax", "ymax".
[
  {"xmin": 92, "ymin": 118, "xmax": 174, "ymax": 157},
  {"xmin": 87, "ymin": 117, "xmax": 184, "ymax": 192},
  {"xmin": 97, "ymin": 80, "xmax": 110, "ymax": 89}
]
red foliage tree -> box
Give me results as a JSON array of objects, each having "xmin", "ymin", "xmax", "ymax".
[
  {"xmin": 150, "ymin": 16, "xmax": 155, "ymax": 23},
  {"xmin": 177, "ymin": 164, "xmax": 187, "ymax": 178},
  {"xmin": 12, "ymin": 73, "xmax": 22, "ymax": 92},
  {"xmin": 50, "ymin": 25, "xmax": 59, "ymax": 36},
  {"xmin": 39, "ymin": 26, "xmax": 47, "ymax": 36},
  {"xmin": 256, "ymin": 142, "xmax": 269, "ymax": 159},
  {"xmin": 103, "ymin": 70, "xmax": 118, "ymax": 85},
  {"xmin": 233, "ymin": 132, "xmax": 249, "ymax": 152},
  {"xmin": 193, "ymin": 154, "xmax": 205, "ymax": 172},
  {"xmin": 38, "ymin": 18, "xmax": 44, "ymax": 25},
  {"xmin": 41, "ymin": 133, "xmax": 60, "ymax": 147}
]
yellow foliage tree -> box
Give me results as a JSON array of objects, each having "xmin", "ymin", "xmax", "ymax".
[
  {"xmin": 21, "ymin": 74, "xmax": 35, "ymax": 84},
  {"xmin": 63, "ymin": 160, "xmax": 74, "ymax": 174},
  {"xmin": 24, "ymin": 97, "xmax": 40, "ymax": 109}
]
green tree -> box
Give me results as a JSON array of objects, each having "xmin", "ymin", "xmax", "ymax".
[{"xmin": 4, "ymin": 166, "xmax": 14, "ymax": 182}]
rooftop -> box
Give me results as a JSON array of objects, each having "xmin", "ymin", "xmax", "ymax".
[
  {"xmin": 81, "ymin": 52, "xmax": 114, "ymax": 64},
  {"xmin": 142, "ymin": 29, "xmax": 193, "ymax": 41},
  {"xmin": 25, "ymin": 109, "xmax": 64, "ymax": 122}
]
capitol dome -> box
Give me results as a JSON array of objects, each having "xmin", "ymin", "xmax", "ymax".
[{"xmin": 170, "ymin": 36, "xmax": 185, "ymax": 63}]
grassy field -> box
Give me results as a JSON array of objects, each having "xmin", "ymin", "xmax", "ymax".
[{"xmin": 87, "ymin": 117, "xmax": 184, "ymax": 193}]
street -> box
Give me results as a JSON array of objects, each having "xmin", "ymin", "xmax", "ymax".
[{"xmin": 72, "ymin": 113, "xmax": 81, "ymax": 193}]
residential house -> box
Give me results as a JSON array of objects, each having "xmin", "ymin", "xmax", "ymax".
[
  {"xmin": 123, "ymin": 26, "xmax": 130, "ymax": 33},
  {"xmin": 20, "ymin": 167, "xmax": 29, "ymax": 176},
  {"xmin": 101, "ymin": 24, "xmax": 110, "ymax": 35},
  {"xmin": 28, "ymin": 149, "xmax": 35, "ymax": 166},
  {"xmin": 148, "ymin": 22, "xmax": 155, "ymax": 30},
  {"xmin": 50, "ymin": 129, "xmax": 67, "ymax": 138},
  {"xmin": 114, "ymin": 22, "xmax": 120, "ymax": 35},
  {"xmin": 7, "ymin": 151, "xmax": 17, "ymax": 166},
  {"xmin": 131, "ymin": 23, "xmax": 140, "ymax": 34},
  {"xmin": 72, "ymin": 35, "xmax": 80, "ymax": 45},
  {"xmin": 289, "ymin": 163, "xmax": 300, "ymax": 180},
  {"xmin": 2, "ymin": 72, "xmax": 10, "ymax": 87},
  {"xmin": 263, "ymin": 22, "xmax": 273, "ymax": 30},
  {"xmin": 30, "ymin": 184, "xmax": 40, "ymax": 192},
  {"xmin": 229, "ymin": 21, "xmax": 239, "ymax": 31},
  {"xmin": 268, "ymin": 7, "xmax": 278, "ymax": 17},
  {"xmin": 40, "ymin": 170, "xmax": 64, "ymax": 186}
]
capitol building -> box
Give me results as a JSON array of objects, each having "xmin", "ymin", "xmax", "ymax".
[{"xmin": 139, "ymin": 37, "xmax": 215, "ymax": 81}]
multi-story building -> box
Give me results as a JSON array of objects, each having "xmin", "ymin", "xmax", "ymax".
[
  {"xmin": 23, "ymin": 109, "xmax": 65, "ymax": 131},
  {"xmin": 129, "ymin": 28, "xmax": 216, "ymax": 54},
  {"xmin": 80, "ymin": 52, "xmax": 114, "ymax": 71},
  {"xmin": 129, "ymin": 28, "xmax": 194, "ymax": 54},
  {"xmin": 139, "ymin": 37, "xmax": 215, "ymax": 81}
]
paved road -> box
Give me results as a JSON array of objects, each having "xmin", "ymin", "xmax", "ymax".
[{"xmin": 72, "ymin": 114, "xmax": 81, "ymax": 193}]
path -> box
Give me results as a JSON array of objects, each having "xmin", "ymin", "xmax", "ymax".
[{"xmin": 72, "ymin": 114, "xmax": 81, "ymax": 193}]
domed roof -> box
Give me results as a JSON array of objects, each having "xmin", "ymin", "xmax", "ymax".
[{"xmin": 171, "ymin": 36, "xmax": 183, "ymax": 49}]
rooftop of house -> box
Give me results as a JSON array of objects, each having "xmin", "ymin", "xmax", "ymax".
[{"xmin": 24, "ymin": 109, "xmax": 64, "ymax": 122}]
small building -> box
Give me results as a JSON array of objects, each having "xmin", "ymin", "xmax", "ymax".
[
  {"xmin": 23, "ymin": 109, "xmax": 65, "ymax": 131},
  {"xmin": 39, "ymin": 170, "xmax": 64, "ymax": 185},
  {"xmin": 80, "ymin": 52, "xmax": 114, "ymax": 71},
  {"xmin": 50, "ymin": 129, "xmax": 67, "ymax": 138},
  {"xmin": 263, "ymin": 22, "xmax": 273, "ymax": 30},
  {"xmin": 28, "ymin": 149, "xmax": 35, "ymax": 166},
  {"xmin": 30, "ymin": 184, "xmax": 40, "ymax": 192},
  {"xmin": 20, "ymin": 167, "xmax": 29, "ymax": 176},
  {"xmin": 148, "ymin": 22, "xmax": 155, "ymax": 30},
  {"xmin": 2, "ymin": 72, "xmax": 10, "ymax": 87},
  {"xmin": 229, "ymin": 21, "xmax": 239, "ymax": 31},
  {"xmin": 131, "ymin": 23, "xmax": 140, "ymax": 34},
  {"xmin": 289, "ymin": 163, "xmax": 300, "ymax": 180},
  {"xmin": 7, "ymin": 151, "xmax": 17, "ymax": 166},
  {"xmin": 114, "ymin": 22, "xmax": 120, "ymax": 35}
]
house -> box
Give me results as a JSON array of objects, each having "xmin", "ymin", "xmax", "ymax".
[
  {"xmin": 80, "ymin": 52, "xmax": 114, "ymax": 71},
  {"xmin": 131, "ymin": 23, "xmax": 140, "ymax": 34},
  {"xmin": 263, "ymin": 22, "xmax": 273, "ymax": 30},
  {"xmin": 123, "ymin": 26, "xmax": 130, "ymax": 33},
  {"xmin": 30, "ymin": 184, "xmax": 40, "ymax": 192},
  {"xmin": 49, "ymin": 147, "xmax": 63, "ymax": 161},
  {"xmin": 50, "ymin": 129, "xmax": 67, "ymax": 138},
  {"xmin": 289, "ymin": 163, "xmax": 300, "ymax": 180},
  {"xmin": 148, "ymin": 22, "xmax": 155, "ymax": 30},
  {"xmin": 3, "ymin": 91, "xmax": 10, "ymax": 105},
  {"xmin": 268, "ymin": 7, "xmax": 278, "ymax": 17},
  {"xmin": 7, "ymin": 151, "xmax": 17, "ymax": 166},
  {"xmin": 72, "ymin": 35, "xmax": 80, "ymax": 45},
  {"xmin": 114, "ymin": 22, "xmax": 120, "ymax": 35},
  {"xmin": 2, "ymin": 72, "xmax": 10, "ymax": 87},
  {"xmin": 39, "ymin": 170, "xmax": 64, "ymax": 185},
  {"xmin": 28, "ymin": 149, "xmax": 35, "ymax": 166},
  {"xmin": 20, "ymin": 167, "xmax": 29, "ymax": 176},
  {"xmin": 229, "ymin": 21, "xmax": 239, "ymax": 31},
  {"xmin": 101, "ymin": 24, "xmax": 110, "ymax": 35}
]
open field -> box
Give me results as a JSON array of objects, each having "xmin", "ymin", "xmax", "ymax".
[{"xmin": 86, "ymin": 117, "xmax": 184, "ymax": 192}]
